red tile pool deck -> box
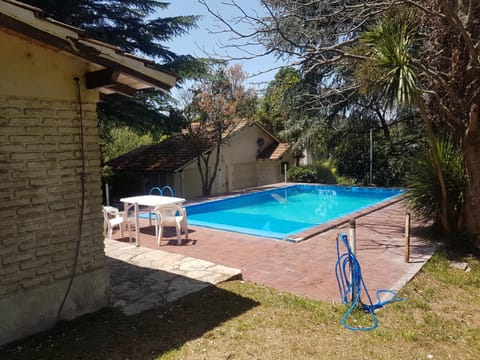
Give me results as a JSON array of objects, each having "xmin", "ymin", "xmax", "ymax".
[{"xmin": 111, "ymin": 196, "xmax": 436, "ymax": 303}]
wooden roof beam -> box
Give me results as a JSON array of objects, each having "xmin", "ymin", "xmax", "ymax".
[{"xmin": 85, "ymin": 68, "xmax": 119, "ymax": 89}]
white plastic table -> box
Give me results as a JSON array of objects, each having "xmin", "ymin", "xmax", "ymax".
[{"xmin": 120, "ymin": 195, "xmax": 186, "ymax": 246}]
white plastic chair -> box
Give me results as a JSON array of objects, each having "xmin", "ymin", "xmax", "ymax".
[
  {"xmin": 102, "ymin": 206, "xmax": 131, "ymax": 241},
  {"xmin": 154, "ymin": 204, "xmax": 188, "ymax": 245},
  {"xmin": 146, "ymin": 186, "xmax": 175, "ymax": 225}
]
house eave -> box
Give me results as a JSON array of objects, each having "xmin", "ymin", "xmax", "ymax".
[{"xmin": 0, "ymin": 0, "xmax": 178, "ymax": 95}]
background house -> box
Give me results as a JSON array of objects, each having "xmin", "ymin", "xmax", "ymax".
[
  {"xmin": 0, "ymin": 0, "xmax": 177, "ymax": 345},
  {"xmin": 107, "ymin": 120, "xmax": 292, "ymax": 199}
]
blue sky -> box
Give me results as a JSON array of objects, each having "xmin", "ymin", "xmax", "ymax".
[{"xmin": 159, "ymin": 0, "xmax": 289, "ymax": 92}]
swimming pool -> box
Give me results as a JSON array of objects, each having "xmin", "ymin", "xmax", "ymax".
[{"xmin": 185, "ymin": 184, "xmax": 403, "ymax": 240}]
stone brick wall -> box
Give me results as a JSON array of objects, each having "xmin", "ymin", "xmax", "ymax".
[{"xmin": 0, "ymin": 95, "xmax": 108, "ymax": 345}]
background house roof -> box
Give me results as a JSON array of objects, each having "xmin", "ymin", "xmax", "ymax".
[
  {"xmin": 107, "ymin": 134, "xmax": 213, "ymax": 172},
  {"xmin": 257, "ymin": 142, "xmax": 290, "ymax": 161},
  {"xmin": 0, "ymin": 0, "xmax": 178, "ymax": 96},
  {"xmin": 107, "ymin": 120, "xmax": 290, "ymax": 172}
]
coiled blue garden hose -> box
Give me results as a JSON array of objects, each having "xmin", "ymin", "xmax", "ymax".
[{"xmin": 335, "ymin": 233, "xmax": 405, "ymax": 331}]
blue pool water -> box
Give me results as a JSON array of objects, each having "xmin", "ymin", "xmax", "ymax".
[{"xmin": 185, "ymin": 184, "xmax": 403, "ymax": 240}]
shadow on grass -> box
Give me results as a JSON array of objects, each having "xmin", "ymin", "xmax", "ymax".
[{"xmin": 1, "ymin": 274, "xmax": 258, "ymax": 360}]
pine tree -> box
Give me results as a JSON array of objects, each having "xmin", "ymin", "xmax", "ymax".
[
  {"xmin": 25, "ymin": 0, "xmax": 203, "ymax": 72},
  {"xmin": 24, "ymin": 0, "xmax": 209, "ymax": 150}
]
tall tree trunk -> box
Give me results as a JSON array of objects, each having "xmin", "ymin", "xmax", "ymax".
[
  {"xmin": 373, "ymin": 107, "xmax": 391, "ymax": 142},
  {"xmin": 463, "ymin": 104, "xmax": 480, "ymax": 237},
  {"xmin": 205, "ymin": 141, "xmax": 222, "ymax": 196},
  {"xmin": 197, "ymin": 153, "xmax": 210, "ymax": 196}
]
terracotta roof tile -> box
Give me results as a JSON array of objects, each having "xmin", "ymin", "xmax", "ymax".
[
  {"xmin": 257, "ymin": 142, "xmax": 290, "ymax": 160},
  {"xmin": 183, "ymin": 118, "xmax": 252, "ymax": 141},
  {"xmin": 107, "ymin": 134, "xmax": 213, "ymax": 172}
]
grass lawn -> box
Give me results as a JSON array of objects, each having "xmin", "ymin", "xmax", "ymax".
[{"xmin": 1, "ymin": 249, "xmax": 479, "ymax": 360}]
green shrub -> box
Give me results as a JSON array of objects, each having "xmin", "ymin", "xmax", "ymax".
[
  {"xmin": 287, "ymin": 166, "xmax": 316, "ymax": 183},
  {"xmin": 335, "ymin": 176, "xmax": 357, "ymax": 186},
  {"xmin": 287, "ymin": 165, "xmax": 337, "ymax": 184},
  {"xmin": 403, "ymin": 137, "xmax": 465, "ymax": 233},
  {"xmin": 315, "ymin": 164, "xmax": 337, "ymax": 184}
]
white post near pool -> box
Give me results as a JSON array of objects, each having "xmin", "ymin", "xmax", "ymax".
[
  {"xmin": 369, "ymin": 128, "xmax": 373, "ymax": 185},
  {"xmin": 105, "ymin": 181, "xmax": 110, "ymax": 206},
  {"xmin": 349, "ymin": 218, "xmax": 356, "ymax": 255},
  {"xmin": 349, "ymin": 219, "xmax": 357, "ymax": 302}
]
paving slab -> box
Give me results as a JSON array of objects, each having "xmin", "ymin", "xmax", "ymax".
[{"xmin": 104, "ymin": 239, "xmax": 242, "ymax": 315}]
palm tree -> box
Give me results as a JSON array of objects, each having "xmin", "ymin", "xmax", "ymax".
[{"xmin": 355, "ymin": 9, "xmax": 452, "ymax": 233}]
